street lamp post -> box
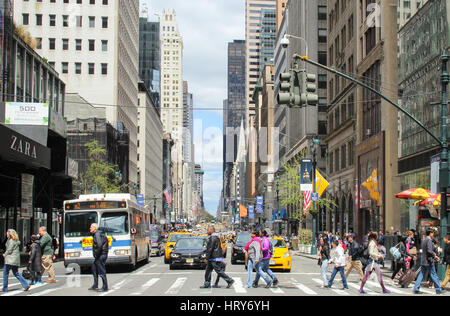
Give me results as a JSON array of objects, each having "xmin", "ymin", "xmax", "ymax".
[{"xmin": 311, "ymin": 139, "xmax": 320, "ymax": 256}]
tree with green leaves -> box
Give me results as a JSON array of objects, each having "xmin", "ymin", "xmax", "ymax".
[{"xmin": 78, "ymin": 140, "xmax": 124, "ymax": 195}]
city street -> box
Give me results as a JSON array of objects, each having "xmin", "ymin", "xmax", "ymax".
[{"xmin": 1, "ymin": 247, "xmax": 448, "ymax": 297}]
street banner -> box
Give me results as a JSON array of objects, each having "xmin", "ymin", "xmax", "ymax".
[
  {"xmin": 315, "ymin": 170, "xmax": 329, "ymax": 197},
  {"xmin": 280, "ymin": 209, "xmax": 287, "ymax": 219},
  {"xmin": 249, "ymin": 205, "xmax": 255, "ymax": 219},
  {"xmin": 362, "ymin": 169, "xmax": 380, "ymax": 206},
  {"xmin": 240, "ymin": 204, "xmax": 248, "ymax": 218},
  {"xmin": 257, "ymin": 196, "xmax": 263, "ymax": 205},
  {"xmin": 137, "ymin": 194, "xmax": 144, "ymax": 207},
  {"xmin": 300, "ymin": 159, "xmax": 313, "ymax": 192},
  {"xmin": 272, "ymin": 210, "xmax": 278, "ymax": 221}
]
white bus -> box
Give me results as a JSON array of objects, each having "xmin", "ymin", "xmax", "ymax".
[{"xmin": 63, "ymin": 194, "xmax": 151, "ymax": 270}]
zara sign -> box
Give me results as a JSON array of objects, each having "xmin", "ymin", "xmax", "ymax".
[{"xmin": 0, "ymin": 124, "xmax": 51, "ymax": 169}]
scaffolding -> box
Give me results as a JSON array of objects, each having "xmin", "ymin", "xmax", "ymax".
[{"xmin": 66, "ymin": 118, "xmax": 130, "ymax": 192}]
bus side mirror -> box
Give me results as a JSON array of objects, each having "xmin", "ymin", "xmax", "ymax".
[{"xmin": 131, "ymin": 228, "xmax": 137, "ymax": 235}]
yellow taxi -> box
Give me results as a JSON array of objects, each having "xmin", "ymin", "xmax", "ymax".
[
  {"xmin": 269, "ymin": 236, "xmax": 291, "ymax": 272},
  {"xmin": 164, "ymin": 232, "xmax": 194, "ymax": 264}
]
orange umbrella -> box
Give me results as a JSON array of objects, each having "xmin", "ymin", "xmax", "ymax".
[{"xmin": 395, "ymin": 188, "xmax": 432, "ymax": 200}]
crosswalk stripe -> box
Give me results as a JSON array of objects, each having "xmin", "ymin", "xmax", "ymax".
[
  {"xmin": 30, "ymin": 288, "xmax": 62, "ymax": 296},
  {"xmin": 129, "ymin": 278, "xmax": 160, "ymax": 296},
  {"xmin": 270, "ymin": 286, "xmax": 284, "ymax": 294},
  {"xmin": 1, "ymin": 283, "xmax": 47, "ymax": 296},
  {"xmin": 312, "ymin": 278, "xmax": 349, "ymax": 295},
  {"xmin": 347, "ymin": 282, "xmax": 377, "ymax": 295},
  {"xmin": 100, "ymin": 279, "xmax": 132, "ymax": 296},
  {"xmin": 366, "ymin": 280, "xmax": 405, "ymax": 295},
  {"xmin": 165, "ymin": 277, "xmax": 187, "ymax": 295},
  {"xmin": 233, "ymin": 277, "xmax": 247, "ymax": 294},
  {"xmin": 291, "ymin": 278, "xmax": 317, "ymax": 295}
]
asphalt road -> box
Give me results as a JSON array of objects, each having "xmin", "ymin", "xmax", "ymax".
[{"xmin": 1, "ymin": 246, "xmax": 448, "ymax": 297}]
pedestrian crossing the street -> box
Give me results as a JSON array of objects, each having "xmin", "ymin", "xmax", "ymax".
[{"xmin": 1, "ymin": 273, "xmax": 448, "ymax": 296}]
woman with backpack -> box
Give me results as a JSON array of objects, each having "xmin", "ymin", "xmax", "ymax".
[
  {"xmin": 359, "ymin": 232, "xmax": 390, "ymax": 294},
  {"xmin": 28, "ymin": 235, "xmax": 43, "ymax": 285},
  {"xmin": 1, "ymin": 229, "xmax": 30, "ymax": 292},
  {"xmin": 253, "ymin": 230, "xmax": 278, "ymax": 288},
  {"xmin": 389, "ymin": 236, "xmax": 411, "ymax": 285}
]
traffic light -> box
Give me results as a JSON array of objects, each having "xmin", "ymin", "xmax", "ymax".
[
  {"xmin": 277, "ymin": 70, "xmax": 318, "ymax": 108},
  {"xmin": 277, "ymin": 71, "xmax": 293, "ymax": 105},
  {"xmin": 300, "ymin": 72, "xmax": 319, "ymax": 106}
]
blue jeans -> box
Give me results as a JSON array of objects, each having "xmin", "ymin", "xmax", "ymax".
[
  {"xmin": 321, "ymin": 259, "xmax": 329, "ymax": 286},
  {"xmin": 254, "ymin": 259, "xmax": 276, "ymax": 284},
  {"xmin": 3, "ymin": 265, "xmax": 29, "ymax": 291},
  {"xmin": 328, "ymin": 266, "xmax": 348, "ymax": 289},
  {"xmin": 92, "ymin": 255, "xmax": 108, "ymax": 290},
  {"xmin": 414, "ymin": 265, "xmax": 442, "ymax": 293}
]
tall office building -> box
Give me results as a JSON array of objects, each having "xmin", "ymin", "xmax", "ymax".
[
  {"xmin": 355, "ymin": 0, "xmax": 399, "ymax": 237},
  {"xmin": 245, "ymin": 0, "xmax": 276, "ymax": 121},
  {"xmin": 397, "ymin": 0, "xmax": 429, "ymax": 29},
  {"xmin": 139, "ymin": 13, "xmax": 160, "ymax": 108},
  {"xmin": 275, "ymin": 0, "xmax": 288, "ymax": 33},
  {"xmin": 14, "ymin": 0, "xmax": 141, "ymax": 187},
  {"xmin": 224, "ymin": 40, "xmax": 246, "ymax": 205},
  {"xmin": 325, "ymin": 0, "xmax": 357, "ymax": 234},
  {"xmin": 160, "ymin": 9, "xmax": 184, "ymax": 221}
]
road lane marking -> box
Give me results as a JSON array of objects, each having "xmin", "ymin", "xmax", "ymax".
[
  {"xmin": 1, "ymin": 283, "xmax": 47, "ymax": 296},
  {"xmin": 291, "ymin": 278, "xmax": 317, "ymax": 295},
  {"xmin": 30, "ymin": 288, "xmax": 62, "ymax": 296},
  {"xmin": 129, "ymin": 278, "xmax": 160, "ymax": 296},
  {"xmin": 100, "ymin": 278, "xmax": 132, "ymax": 296},
  {"xmin": 233, "ymin": 277, "xmax": 247, "ymax": 294},
  {"xmin": 347, "ymin": 282, "xmax": 377, "ymax": 295},
  {"xmin": 366, "ymin": 280, "xmax": 405, "ymax": 295},
  {"xmin": 165, "ymin": 277, "xmax": 187, "ymax": 295},
  {"xmin": 312, "ymin": 278, "xmax": 349, "ymax": 295}
]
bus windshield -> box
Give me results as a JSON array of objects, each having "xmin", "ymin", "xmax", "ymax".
[
  {"xmin": 65, "ymin": 212, "xmax": 98, "ymax": 237},
  {"xmin": 99, "ymin": 212, "xmax": 129, "ymax": 235}
]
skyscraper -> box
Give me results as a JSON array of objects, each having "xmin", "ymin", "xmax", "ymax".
[
  {"xmin": 224, "ymin": 40, "xmax": 246, "ymax": 204},
  {"xmin": 160, "ymin": 9, "xmax": 184, "ymax": 221},
  {"xmin": 245, "ymin": 0, "xmax": 276, "ymax": 120},
  {"xmin": 139, "ymin": 14, "xmax": 160, "ymax": 108}
]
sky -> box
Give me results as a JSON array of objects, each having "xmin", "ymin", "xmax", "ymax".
[{"xmin": 144, "ymin": 0, "xmax": 246, "ymax": 216}]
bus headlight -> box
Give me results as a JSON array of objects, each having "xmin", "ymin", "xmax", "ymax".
[
  {"xmin": 114, "ymin": 250, "xmax": 130, "ymax": 256},
  {"xmin": 66, "ymin": 252, "xmax": 81, "ymax": 258}
]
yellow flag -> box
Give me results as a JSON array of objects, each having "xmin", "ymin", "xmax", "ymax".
[
  {"xmin": 315, "ymin": 170, "xmax": 329, "ymax": 197},
  {"xmin": 362, "ymin": 169, "xmax": 380, "ymax": 206}
]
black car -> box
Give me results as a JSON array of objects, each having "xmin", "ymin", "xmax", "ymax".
[
  {"xmin": 169, "ymin": 237, "xmax": 208, "ymax": 270},
  {"xmin": 231, "ymin": 232, "xmax": 252, "ymax": 264}
]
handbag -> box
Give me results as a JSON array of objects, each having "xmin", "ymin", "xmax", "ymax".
[
  {"xmin": 22, "ymin": 268, "xmax": 32, "ymax": 280},
  {"xmin": 317, "ymin": 258, "xmax": 322, "ymax": 266},
  {"xmin": 409, "ymin": 247, "xmax": 417, "ymax": 256}
]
